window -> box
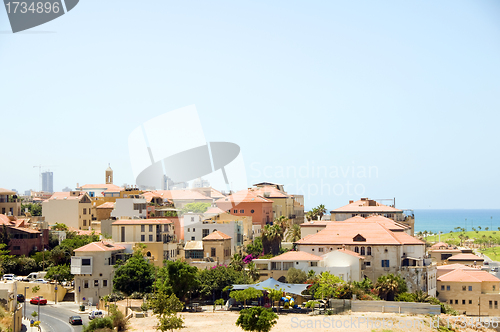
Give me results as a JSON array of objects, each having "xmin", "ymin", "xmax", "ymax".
[
  {"xmin": 489, "ymin": 301, "xmax": 493, "ymax": 309},
  {"xmin": 103, "ymin": 280, "xmax": 108, "ymax": 287},
  {"xmin": 494, "ymin": 285, "xmax": 496, "ymax": 291},
  {"xmin": 164, "ymin": 225, "xmax": 169, "ymax": 231},
  {"xmin": 211, "ymin": 248, "xmax": 216, "ymax": 257},
  {"xmin": 449, "ymin": 300, "xmax": 452, "ymax": 304},
  {"xmin": 354, "ymin": 247, "xmax": 359, "ymax": 253},
  {"xmin": 311, "ymin": 249, "xmax": 314, "ymax": 252},
  {"xmin": 193, "ymin": 228, "xmax": 195, "ymax": 232},
  {"xmin": 187, "ymin": 228, "xmax": 190, "ymax": 232},
  {"xmin": 462, "ymin": 300, "xmax": 465, "ymax": 305},
  {"xmin": 233, "ymin": 209, "xmax": 237, "ymax": 213},
  {"xmin": 84, "ymin": 280, "xmax": 89, "ymax": 288},
  {"xmin": 364, "ymin": 262, "xmax": 371, "ymax": 267},
  {"xmin": 94, "ymin": 280, "xmax": 99, "ymax": 287},
  {"xmin": 149, "ymin": 225, "xmax": 153, "ymax": 232},
  {"xmin": 191, "ymin": 236, "xmax": 195, "ymax": 241},
  {"xmin": 360, "ymin": 247, "xmax": 365, "ymax": 255},
  {"xmin": 251, "ymin": 210, "xmax": 255, "ymax": 213},
  {"xmin": 318, "ymin": 248, "xmax": 324, "ymax": 252},
  {"xmin": 83, "ymin": 208, "xmax": 87, "ymax": 215},
  {"xmin": 455, "ymin": 300, "xmax": 458, "ymax": 304},
  {"xmin": 446, "ymin": 285, "xmax": 450, "ymax": 291},
  {"xmin": 202, "ymin": 229, "xmax": 210, "ymax": 238},
  {"xmin": 441, "ymin": 285, "xmax": 445, "ymax": 291},
  {"xmin": 495, "ymin": 301, "xmax": 498, "ymax": 309},
  {"xmin": 310, "ymin": 262, "xmax": 317, "ymax": 267},
  {"xmin": 283, "ymin": 262, "xmax": 293, "ymax": 270},
  {"xmin": 82, "ymin": 259, "xmax": 91, "ymax": 266},
  {"xmin": 141, "ymin": 235, "xmax": 145, "ymax": 242},
  {"xmin": 381, "ymin": 260, "xmax": 390, "ymax": 268},
  {"xmin": 240, "ymin": 210, "xmax": 244, "ymax": 213},
  {"xmin": 149, "ymin": 235, "xmax": 153, "ymax": 241},
  {"xmin": 83, "ymin": 220, "xmax": 86, "ymax": 226},
  {"xmin": 462, "ymin": 286, "xmax": 466, "ymax": 291},
  {"xmin": 367, "ymin": 247, "xmax": 372, "ymax": 255},
  {"xmin": 468, "ymin": 286, "xmax": 472, "ymax": 291},
  {"xmin": 141, "ymin": 225, "xmax": 145, "ymax": 232},
  {"xmin": 469, "ymin": 300, "xmax": 472, "ymax": 304}
]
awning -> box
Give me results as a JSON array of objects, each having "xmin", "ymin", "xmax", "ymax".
[{"xmin": 232, "ymin": 277, "xmax": 310, "ymax": 296}]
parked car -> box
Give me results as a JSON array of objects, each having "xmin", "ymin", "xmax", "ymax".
[
  {"xmin": 30, "ymin": 297, "xmax": 47, "ymax": 305},
  {"xmin": 88, "ymin": 310, "xmax": 103, "ymax": 320},
  {"xmin": 16, "ymin": 294, "xmax": 25, "ymax": 303},
  {"xmin": 484, "ymin": 261, "xmax": 489, "ymax": 265},
  {"xmin": 491, "ymin": 267, "xmax": 499, "ymax": 272},
  {"xmin": 2, "ymin": 274, "xmax": 16, "ymax": 281},
  {"xmin": 33, "ymin": 279, "xmax": 48, "ymax": 284},
  {"xmin": 69, "ymin": 316, "xmax": 83, "ymax": 325}
]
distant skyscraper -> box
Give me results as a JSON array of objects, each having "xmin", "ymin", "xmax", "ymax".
[
  {"xmin": 42, "ymin": 171, "xmax": 53, "ymax": 193},
  {"xmin": 192, "ymin": 177, "xmax": 210, "ymax": 188},
  {"xmin": 62, "ymin": 186, "xmax": 72, "ymax": 192}
]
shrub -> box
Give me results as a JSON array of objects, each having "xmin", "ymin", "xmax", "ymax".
[
  {"xmin": 83, "ymin": 317, "xmax": 113, "ymax": 332},
  {"xmin": 235, "ymin": 307, "xmax": 278, "ymax": 332},
  {"xmin": 109, "ymin": 305, "xmax": 127, "ymax": 331}
]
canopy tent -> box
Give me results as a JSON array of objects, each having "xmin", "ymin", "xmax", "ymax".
[{"xmin": 232, "ymin": 277, "xmax": 310, "ymax": 296}]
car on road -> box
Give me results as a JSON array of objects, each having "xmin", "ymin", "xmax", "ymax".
[
  {"xmin": 484, "ymin": 261, "xmax": 489, "ymax": 265},
  {"xmin": 491, "ymin": 267, "xmax": 498, "ymax": 272},
  {"xmin": 32, "ymin": 278, "xmax": 49, "ymax": 284},
  {"xmin": 69, "ymin": 316, "xmax": 83, "ymax": 325},
  {"xmin": 2, "ymin": 274, "xmax": 16, "ymax": 281},
  {"xmin": 88, "ymin": 310, "xmax": 103, "ymax": 320},
  {"xmin": 16, "ymin": 294, "xmax": 25, "ymax": 303},
  {"xmin": 30, "ymin": 297, "xmax": 47, "ymax": 305}
]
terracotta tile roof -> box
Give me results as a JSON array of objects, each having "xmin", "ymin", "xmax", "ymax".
[
  {"xmin": 97, "ymin": 202, "xmax": 115, "ymax": 209},
  {"xmin": 78, "ymin": 184, "xmax": 124, "ymax": 192},
  {"xmin": 184, "ymin": 241, "xmax": 203, "ymax": 250},
  {"xmin": 141, "ymin": 192, "xmax": 162, "ymax": 203},
  {"xmin": 431, "ymin": 242, "xmax": 449, "ymax": 249},
  {"xmin": 336, "ymin": 248, "xmax": 365, "ymax": 258},
  {"xmin": 447, "ymin": 253, "xmax": 484, "ymax": 261},
  {"xmin": 149, "ymin": 190, "xmax": 212, "ymax": 201},
  {"xmin": 436, "ymin": 264, "xmax": 481, "ymax": 277},
  {"xmin": 216, "ymin": 189, "xmax": 274, "ymax": 205},
  {"xmin": 203, "ymin": 230, "xmax": 232, "ymax": 240},
  {"xmin": 364, "ymin": 215, "xmax": 410, "ymax": 230},
  {"xmin": 209, "ymin": 188, "xmax": 225, "ymax": 199},
  {"xmin": 249, "ymin": 186, "xmax": 289, "ymax": 199},
  {"xmin": 74, "ymin": 241, "xmax": 125, "ymax": 252},
  {"xmin": 438, "ymin": 268, "xmax": 500, "ymax": 282},
  {"xmin": 331, "ymin": 199, "xmax": 402, "ymax": 213},
  {"xmin": 48, "ymin": 192, "xmax": 87, "ymax": 201},
  {"xmin": 204, "ymin": 206, "xmax": 226, "ymax": 215},
  {"xmin": 270, "ymin": 251, "xmax": 322, "ymax": 261},
  {"xmin": 296, "ymin": 218, "xmax": 424, "ymax": 246},
  {"xmin": 112, "ymin": 219, "xmax": 172, "ymax": 225},
  {"xmin": 0, "ymin": 214, "xmax": 14, "ymax": 226}
]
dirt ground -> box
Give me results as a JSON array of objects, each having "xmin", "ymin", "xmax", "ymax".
[{"xmin": 127, "ymin": 309, "xmax": 498, "ymax": 332}]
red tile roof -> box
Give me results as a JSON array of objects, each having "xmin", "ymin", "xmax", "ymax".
[
  {"xmin": 336, "ymin": 248, "xmax": 365, "ymax": 258},
  {"xmin": 216, "ymin": 189, "xmax": 274, "ymax": 205},
  {"xmin": 202, "ymin": 230, "xmax": 231, "ymax": 240},
  {"xmin": 438, "ymin": 268, "xmax": 500, "ymax": 282},
  {"xmin": 431, "ymin": 242, "xmax": 449, "ymax": 249},
  {"xmin": 249, "ymin": 186, "xmax": 289, "ymax": 199},
  {"xmin": 48, "ymin": 192, "xmax": 87, "ymax": 201},
  {"xmin": 447, "ymin": 253, "xmax": 484, "ymax": 261},
  {"xmin": 78, "ymin": 184, "xmax": 124, "ymax": 192},
  {"xmin": 270, "ymin": 250, "xmax": 323, "ymax": 261},
  {"xmin": 97, "ymin": 202, "xmax": 115, "ymax": 209},
  {"xmin": 0, "ymin": 214, "xmax": 14, "ymax": 226},
  {"xmin": 205, "ymin": 206, "xmax": 226, "ymax": 215},
  {"xmin": 74, "ymin": 241, "xmax": 125, "ymax": 252},
  {"xmin": 296, "ymin": 218, "xmax": 424, "ymax": 246},
  {"xmin": 149, "ymin": 190, "xmax": 212, "ymax": 201},
  {"xmin": 331, "ymin": 199, "xmax": 402, "ymax": 213}
]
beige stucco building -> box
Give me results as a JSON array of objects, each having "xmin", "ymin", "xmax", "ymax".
[
  {"xmin": 71, "ymin": 241, "xmax": 128, "ymax": 305},
  {"xmin": 0, "ymin": 188, "xmax": 21, "ymax": 216},
  {"xmin": 202, "ymin": 230, "xmax": 232, "ymax": 265},
  {"xmin": 42, "ymin": 191, "xmax": 93, "ymax": 229},
  {"xmin": 437, "ymin": 265, "xmax": 500, "ymax": 316}
]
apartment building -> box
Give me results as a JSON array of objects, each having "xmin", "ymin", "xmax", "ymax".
[
  {"xmin": 216, "ymin": 190, "xmax": 273, "ymax": 227},
  {"xmin": 42, "ymin": 191, "xmax": 93, "ymax": 229},
  {"xmin": 330, "ymin": 198, "xmax": 415, "ymax": 235},
  {"xmin": 0, "ymin": 188, "xmax": 21, "ymax": 217},
  {"xmin": 437, "ymin": 265, "xmax": 500, "ymax": 316},
  {"xmin": 428, "ymin": 243, "xmax": 475, "ymax": 265},
  {"xmin": 71, "ymin": 241, "xmax": 128, "ymax": 305},
  {"xmin": 184, "ymin": 230, "xmax": 232, "ymax": 266},
  {"xmin": 0, "ymin": 214, "xmax": 49, "ymax": 256}
]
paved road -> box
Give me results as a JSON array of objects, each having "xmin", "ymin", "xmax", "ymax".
[{"xmin": 23, "ymin": 302, "xmax": 90, "ymax": 332}]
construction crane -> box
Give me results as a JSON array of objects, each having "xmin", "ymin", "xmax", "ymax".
[{"xmin": 33, "ymin": 165, "xmax": 57, "ymax": 191}]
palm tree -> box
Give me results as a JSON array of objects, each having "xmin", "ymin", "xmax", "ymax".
[
  {"xmin": 375, "ymin": 274, "xmax": 406, "ymax": 301},
  {"xmin": 245, "ymin": 262, "xmax": 260, "ymax": 282},
  {"xmin": 305, "ymin": 211, "xmax": 314, "ymax": 221},
  {"xmin": 262, "ymin": 224, "xmax": 280, "ymax": 255},
  {"xmin": 413, "ymin": 290, "xmax": 430, "ymax": 303},
  {"xmin": 230, "ymin": 253, "xmax": 244, "ymax": 271},
  {"xmin": 286, "ymin": 224, "xmax": 302, "ymax": 243},
  {"xmin": 316, "ymin": 205, "xmax": 327, "ymax": 220}
]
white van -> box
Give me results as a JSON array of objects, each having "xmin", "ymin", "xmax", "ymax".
[
  {"xmin": 88, "ymin": 310, "xmax": 103, "ymax": 320},
  {"xmin": 26, "ymin": 272, "xmax": 47, "ymax": 282}
]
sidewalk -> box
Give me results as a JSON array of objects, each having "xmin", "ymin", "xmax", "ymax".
[
  {"xmin": 22, "ymin": 317, "xmax": 43, "ymax": 332},
  {"xmin": 47, "ymin": 301, "xmax": 95, "ymax": 314}
]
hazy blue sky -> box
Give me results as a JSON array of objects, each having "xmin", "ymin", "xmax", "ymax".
[{"xmin": 1, "ymin": 0, "xmax": 499, "ymax": 210}]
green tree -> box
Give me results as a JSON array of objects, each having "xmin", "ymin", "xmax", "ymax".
[
  {"xmin": 46, "ymin": 264, "xmax": 72, "ymax": 283},
  {"xmin": 113, "ymin": 246, "xmax": 155, "ymax": 296},
  {"xmin": 157, "ymin": 314, "xmax": 184, "ymax": 332},
  {"xmin": 156, "ymin": 260, "xmax": 199, "ymax": 301},
  {"xmin": 180, "ymin": 202, "xmax": 211, "ymax": 214},
  {"xmin": 286, "ymin": 267, "xmax": 307, "ymax": 284},
  {"xmin": 263, "ymin": 287, "xmax": 283, "ymax": 310},
  {"xmin": 286, "ymin": 224, "xmax": 301, "ymax": 243},
  {"xmin": 315, "ymin": 204, "xmax": 327, "ymax": 220},
  {"xmin": 52, "ymin": 223, "xmax": 69, "ymax": 231},
  {"xmin": 198, "ymin": 265, "xmax": 249, "ymax": 297},
  {"xmin": 0, "ymin": 225, "xmax": 10, "ymax": 246},
  {"xmin": 246, "ymin": 237, "xmax": 263, "ymax": 257},
  {"xmin": 246, "ymin": 262, "xmax": 260, "ymax": 282},
  {"xmin": 230, "ymin": 287, "xmax": 262, "ymax": 308},
  {"xmin": 150, "ymin": 291, "xmax": 184, "ymax": 332},
  {"xmin": 235, "ymin": 307, "xmax": 278, "ymax": 332},
  {"xmin": 375, "ymin": 274, "xmax": 407, "ymax": 301},
  {"xmin": 83, "ymin": 317, "xmax": 114, "ymax": 332},
  {"xmin": 109, "ymin": 304, "xmax": 127, "ymax": 331},
  {"xmin": 230, "ymin": 253, "xmax": 244, "ymax": 272},
  {"xmin": 21, "ymin": 203, "xmax": 42, "ymax": 216},
  {"xmin": 314, "ymin": 272, "xmax": 344, "ymax": 299}
]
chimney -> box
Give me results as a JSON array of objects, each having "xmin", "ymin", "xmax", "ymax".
[{"xmin": 349, "ymin": 200, "xmax": 354, "ymax": 204}]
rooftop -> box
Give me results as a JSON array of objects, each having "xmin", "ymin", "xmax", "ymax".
[
  {"xmin": 438, "ymin": 268, "xmax": 500, "ymax": 283},
  {"xmin": 331, "ymin": 198, "xmax": 402, "ymax": 213},
  {"xmin": 203, "ymin": 230, "xmax": 232, "ymax": 240},
  {"xmin": 447, "ymin": 253, "xmax": 484, "ymax": 261},
  {"xmin": 216, "ymin": 189, "xmax": 274, "ymax": 204},
  {"xmin": 112, "ymin": 219, "xmax": 172, "ymax": 225},
  {"xmin": 74, "ymin": 241, "xmax": 125, "ymax": 252},
  {"xmin": 269, "ymin": 250, "xmax": 322, "ymax": 261}
]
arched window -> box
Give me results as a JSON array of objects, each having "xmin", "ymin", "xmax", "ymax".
[
  {"xmin": 367, "ymin": 247, "xmax": 372, "ymax": 255},
  {"xmin": 146, "ymin": 251, "xmax": 151, "ymax": 257},
  {"xmin": 360, "ymin": 247, "xmax": 365, "ymax": 255},
  {"xmin": 354, "ymin": 246, "xmax": 359, "ymax": 253}
]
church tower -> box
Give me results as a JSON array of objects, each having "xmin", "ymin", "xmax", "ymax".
[{"xmin": 105, "ymin": 164, "xmax": 113, "ymax": 184}]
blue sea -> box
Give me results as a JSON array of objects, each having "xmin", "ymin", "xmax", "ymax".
[{"xmin": 414, "ymin": 209, "xmax": 500, "ymax": 234}]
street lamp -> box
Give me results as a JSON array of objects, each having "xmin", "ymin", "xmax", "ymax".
[{"xmin": 24, "ymin": 286, "xmax": 29, "ymax": 318}]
